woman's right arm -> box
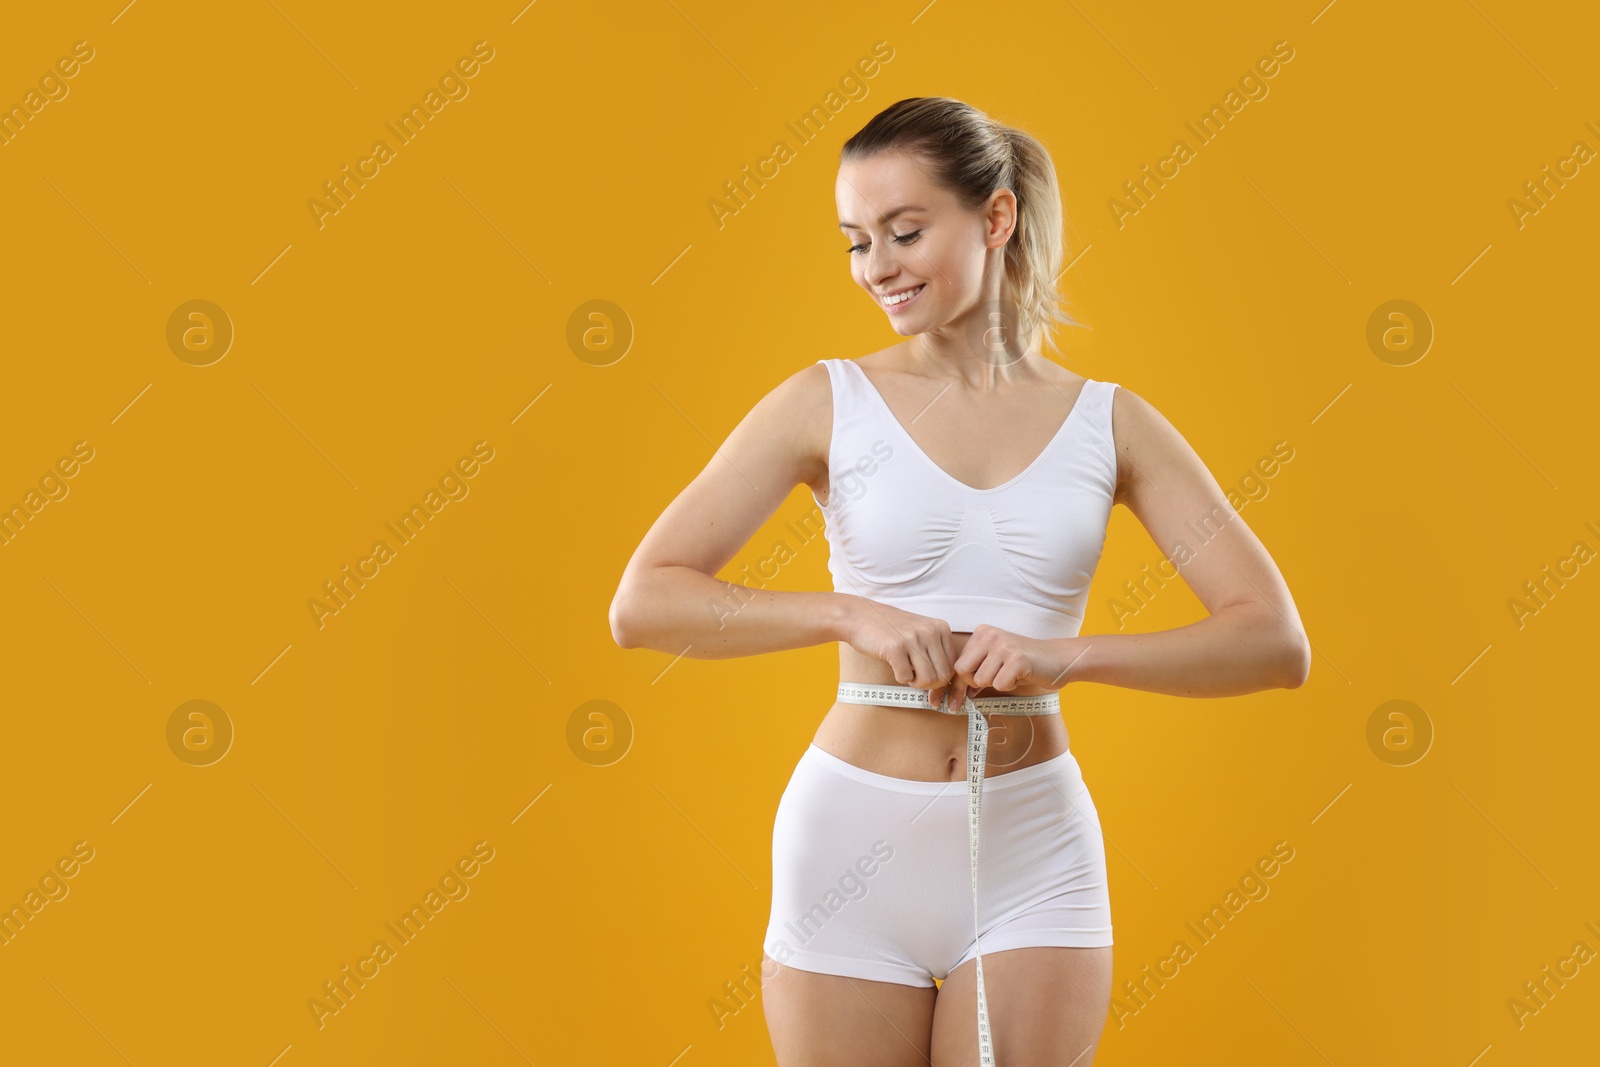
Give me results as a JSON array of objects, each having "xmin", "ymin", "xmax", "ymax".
[{"xmin": 608, "ymin": 363, "xmax": 864, "ymax": 660}]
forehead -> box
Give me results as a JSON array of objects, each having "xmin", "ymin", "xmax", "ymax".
[{"xmin": 835, "ymin": 151, "xmax": 948, "ymax": 226}]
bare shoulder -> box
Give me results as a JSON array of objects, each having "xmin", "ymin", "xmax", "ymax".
[
  {"xmin": 750, "ymin": 359, "xmax": 832, "ymax": 489},
  {"xmin": 1107, "ymin": 384, "xmax": 1200, "ymax": 508},
  {"xmin": 765, "ymin": 358, "xmax": 832, "ymax": 419}
]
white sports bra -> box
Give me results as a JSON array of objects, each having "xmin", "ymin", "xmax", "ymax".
[{"xmin": 812, "ymin": 357, "xmax": 1120, "ymax": 640}]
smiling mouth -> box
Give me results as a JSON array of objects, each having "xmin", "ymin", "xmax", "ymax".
[{"xmin": 882, "ymin": 284, "xmax": 926, "ymax": 311}]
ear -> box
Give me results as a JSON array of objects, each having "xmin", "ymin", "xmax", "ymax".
[{"xmin": 984, "ymin": 187, "xmax": 1018, "ymax": 251}]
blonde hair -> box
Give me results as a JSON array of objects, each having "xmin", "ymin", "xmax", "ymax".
[{"xmin": 840, "ymin": 97, "xmax": 1084, "ymax": 357}]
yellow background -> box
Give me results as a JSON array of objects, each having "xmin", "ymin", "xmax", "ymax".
[{"xmin": 2, "ymin": 1, "xmax": 1596, "ymax": 1063}]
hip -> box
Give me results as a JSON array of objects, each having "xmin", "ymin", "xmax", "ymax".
[{"xmin": 773, "ymin": 740, "xmax": 1102, "ymax": 865}]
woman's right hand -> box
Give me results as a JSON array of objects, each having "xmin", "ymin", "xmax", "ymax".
[{"xmin": 841, "ymin": 597, "xmax": 965, "ymax": 709}]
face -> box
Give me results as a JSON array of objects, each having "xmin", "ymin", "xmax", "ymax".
[{"xmin": 836, "ymin": 150, "xmax": 1015, "ymax": 339}]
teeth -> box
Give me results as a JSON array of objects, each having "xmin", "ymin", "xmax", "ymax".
[{"xmin": 885, "ymin": 285, "xmax": 924, "ymax": 306}]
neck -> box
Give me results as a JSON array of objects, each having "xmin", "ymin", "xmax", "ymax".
[{"xmin": 908, "ymin": 307, "xmax": 1040, "ymax": 388}]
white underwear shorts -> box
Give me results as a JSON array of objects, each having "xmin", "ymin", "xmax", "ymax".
[{"xmin": 763, "ymin": 742, "xmax": 1113, "ymax": 987}]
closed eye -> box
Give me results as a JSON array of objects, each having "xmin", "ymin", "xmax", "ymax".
[{"xmin": 847, "ymin": 231, "xmax": 923, "ymax": 255}]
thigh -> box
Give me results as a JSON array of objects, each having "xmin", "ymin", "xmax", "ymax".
[
  {"xmin": 930, "ymin": 946, "xmax": 1113, "ymax": 1067},
  {"xmin": 762, "ymin": 955, "xmax": 937, "ymax": 1067}
]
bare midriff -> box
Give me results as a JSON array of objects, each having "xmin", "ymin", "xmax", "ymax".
[{"xmin": 811, "ymin": 630, "xmax": 1070, "ymax": 783}]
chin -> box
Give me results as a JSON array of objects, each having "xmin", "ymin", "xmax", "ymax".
[{"xmin": 882, "ymin": 301, "xmax": 936, "ymax": 335}]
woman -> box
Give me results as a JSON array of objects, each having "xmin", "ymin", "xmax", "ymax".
[{"xmin": 610, "ymin": 97, "xmax": 1309, "ymax": 1066}]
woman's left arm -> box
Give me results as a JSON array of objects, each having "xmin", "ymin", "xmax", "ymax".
[{"xmin": 1044, "ymin": 385, "xmax": 1311, "ymax": 699}]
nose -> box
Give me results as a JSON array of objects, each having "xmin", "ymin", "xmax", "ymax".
[{"xmin": 864, "ymin": 241, "xmax": 900, "ymax": 288}]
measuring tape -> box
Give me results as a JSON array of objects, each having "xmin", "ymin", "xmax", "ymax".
[{"xmin": 836, "ymin": 681, "xmax": 1062, "ymax": 1066}]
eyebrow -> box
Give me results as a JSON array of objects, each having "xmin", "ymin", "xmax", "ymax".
[{"xmin": 838, "ymin": 205, "xmax": 925, "ymax": 231}]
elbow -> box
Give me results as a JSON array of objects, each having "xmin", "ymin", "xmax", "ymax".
[
  {"xmin": 609, "ymin": 589, "xmax": 639, "ymax": 649},
  {"xmin": 611, "ymin": 566, "xmax": 688, "ymax": 651},
  {"xmin": 1277, "ymin": 626, "xmax": 1311, "ymax": 689}
]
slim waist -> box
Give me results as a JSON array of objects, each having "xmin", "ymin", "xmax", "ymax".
[{"xmin": 836, "ymin": 681, "xmax": 1061, "ymax": 717}]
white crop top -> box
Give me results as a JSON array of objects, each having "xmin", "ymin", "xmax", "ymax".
[{"xmin": 812, "ymin": 357, "xmax": 1120, "ymax": 640}]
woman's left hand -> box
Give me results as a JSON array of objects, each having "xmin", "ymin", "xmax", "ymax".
[{"xmin": 930, "ymin": 626, "xmax": 1083, "ymax": 710}]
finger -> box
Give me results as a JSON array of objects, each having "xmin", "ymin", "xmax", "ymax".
[
  {"xmin": 955, "ymin": 631, "xmax": 990, "ymax": 708},
  {"xmin": 926, "ymin": 633, "xmax": 955, "ymax": 696},
  {"xmin": 942, "ymin": 643, "xmax": 961, "ymax": 704},
  {"xmin": 906, "ymin": 642, "xmax": 940, "ymax": 691},
  {"xmin": 950, "ymin": 632, "xmax": 973, "ymax": 678},
  {"xmin": 991, "ymin": 660, "xmax": 1019, "ymax": 692},
  {"xmin": 889, "ymin": 645, "xmax": 917, "ymax": 687},
  {"xmin": 937, "ymin": 626, "xmax": 958, "ymax": 674},
  {"xmin": 969, "ymin": 651, "xmax": 999, "ymax": 691}
]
